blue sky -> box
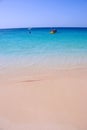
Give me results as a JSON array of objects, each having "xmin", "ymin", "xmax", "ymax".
[{"xmin": 0, "ymin": 0, "xmax": 87, "ymax": 28}]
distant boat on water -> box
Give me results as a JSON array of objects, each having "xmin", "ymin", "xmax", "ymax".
[
  {"xmin": 28, "ymin": 28, "xmax": 32, "ymax": 33},
  {"xmin": 50, "ymin": 29, "xmax": 57, "ymax": 34}
]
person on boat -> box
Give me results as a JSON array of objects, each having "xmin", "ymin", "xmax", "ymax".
[{"xmin": 50, "ymin": 28, "xmax": 57, "ymax": 34}]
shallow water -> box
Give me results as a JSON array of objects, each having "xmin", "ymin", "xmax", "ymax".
[{"xmin": 0, "ymin": 28, "xmax": 87, "ymax": 69}]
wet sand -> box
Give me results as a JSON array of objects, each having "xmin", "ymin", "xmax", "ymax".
[{"xmin": 0, "ymin": 66, "xmax": 87, "ymax": 130}]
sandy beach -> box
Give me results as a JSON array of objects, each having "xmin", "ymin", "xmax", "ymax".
[
  {"xmin": 0, "ymin": 65, "xmax": 87, "ymax": 130},
  {"xmin": 0, "ymin": 0, "xmax": 87, "ymax": 129}
]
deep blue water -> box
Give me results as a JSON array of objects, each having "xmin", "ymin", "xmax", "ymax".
[{"xmin": 0, "ymin": 28, "xmax": 87, "ymax": 68}]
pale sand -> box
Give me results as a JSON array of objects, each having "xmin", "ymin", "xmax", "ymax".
[{"xmin": 0, "ymin": 66, "xmax": 87, "ymax": 130}]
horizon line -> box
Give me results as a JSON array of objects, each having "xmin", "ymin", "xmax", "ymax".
[{"xmin": 0, "ymin": 26, "xmax": 87, "ymax": 30}]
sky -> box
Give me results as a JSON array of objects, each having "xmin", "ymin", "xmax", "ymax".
[{"xmin": 0, "ymin": 0, "xmax": 87, "ymax": 28}]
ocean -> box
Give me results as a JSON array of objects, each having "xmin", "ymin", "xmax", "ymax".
[{"xmin": 0, "ymin": 28, "xmax": 87, "ymax": 69}]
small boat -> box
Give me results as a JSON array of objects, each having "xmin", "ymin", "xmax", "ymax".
[
  {"xmin": 50, "ymin": 29, "xmax": 57, "ymax": 34},
  {"xmin": 28, "ymin": 28, "xmax": 32, "ymax": 33}
]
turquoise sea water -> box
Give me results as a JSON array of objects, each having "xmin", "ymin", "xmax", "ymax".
[{"xmin": 0, "ymin": 28, "xmax": 87, "ymax": 69}]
